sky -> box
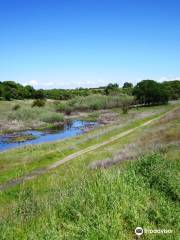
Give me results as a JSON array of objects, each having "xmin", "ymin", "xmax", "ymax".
[{"xmin": 0, "ymin": 0, "xmax": 180, "ymax": 89}]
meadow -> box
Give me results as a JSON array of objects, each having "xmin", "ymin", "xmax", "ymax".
[
  {"xmin": 0, "ymin": 99, "xmax": 179, "ymax": 239},
  {"xmin": 0, "ymin": 94, "xmax": 134, "ymax": 134}
]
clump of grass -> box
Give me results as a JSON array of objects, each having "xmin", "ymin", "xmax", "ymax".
[
  {"xmin": 56, "ymin": 102, "xmax": 66, "ymax": 112},
  {"xmin": 7, "ymin": 134, "xmax": 36, "ymax": 143},
  {"xmin": 134, "ymin": 153, "xmax": 180, "ymax": 202},
  {"xmin": 40, "ymin": 112, "xmax": 64, "ymax": 123},
  {"xmin": 12, "ymin": 104, "xmax": 20, "ymax": 111},
  {"xmin": 7, "ymin": 108, "xmax": 40, "ymax": 121},
  {"xmin": 32, "ymin": 99, "xmax": 46, "ymax": 107},
  {"xmin": 121, "ymin": 96, "xmax": 134, "ymax": 114},
  {"xmin": 64, "ymin": 105, "xmax": 73, "ymax": 115},
  {"xmin": 15, "ymin": 187, "xmax": 41, "ymax": 219}
]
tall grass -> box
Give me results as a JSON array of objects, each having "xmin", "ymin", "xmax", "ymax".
[
  {"xmin": 7, "ymin": 105, "xmax": 64, "ymax": 123},
  {"xmin": 56, "ymin": 94, "xmax": 134, "ymax": 113},
  {"xmin": 0, "ymin": 149, "xmax": 179, "ymax": 239},
  {"xmin": 40, "ymin": 112, "xmax": 64, "ymax": 123},
  {"xmin": 7, "ymin": 107, "xmax": 41, "ymax": 121}
]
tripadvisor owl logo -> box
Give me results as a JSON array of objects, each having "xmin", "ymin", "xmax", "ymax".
[{"xmin": 135, "ymin": 227, "xmax": 144, "ymax": 236}]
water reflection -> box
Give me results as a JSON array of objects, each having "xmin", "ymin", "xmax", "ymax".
[{"xmin": 0, "ymin": 120, "xmax": 97, "ymax": 152}]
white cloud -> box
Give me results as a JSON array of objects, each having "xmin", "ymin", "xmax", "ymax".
[
  {"xmin": 20, "ymin": 76, "xmax": 179, "ymax": 90},
  {"xmin": 43, "ymin": 81, "xmax": 54, "ymax": 87},
  {"xmin": 159, "ymin": 76, "xmax": 168, "ymax": 82},
  {"xmin": 24, "ymin": 80, "xmax": 38, "ymax": 87},
  {"xmin": 159, "ymin": 76, "xmax": 180, "ymax": 82}
]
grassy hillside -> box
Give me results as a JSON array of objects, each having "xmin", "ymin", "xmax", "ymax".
[{"xmin": 0, "ymin": 104, "xmax": 179, "ymax": 239}]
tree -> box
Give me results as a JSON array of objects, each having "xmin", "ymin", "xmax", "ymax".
[
  {"xmin": 133, "ymin": 80, "xmax": 169, "ymax": 105},
  {"xmin": 34, "ymin": 89, "xmax": 45, "ymax": 99},
  {"xmin": 123, "ymin": 82, "xmax": 133, "ymax": 88},
  {"xmin": 122, "ymin": 82, "xmax": 133, "ymax": 95},
  {"xmin": 0, "ymin": 82, "xmax": 2, "ymax": 99},
  {"xmin": 105, "ymin": 83, "xmax": 119, "ymax": 95},
  {"xmin": 2, "ymin": 85, "xmax": 12, "ymax": 100},
  {"xmin": 24, "ymin": 85, "xmax": 36, "ymax": 99},
  {"xmin": 162, "ymin": 80, "xmax": 180, "ymax": 100}
]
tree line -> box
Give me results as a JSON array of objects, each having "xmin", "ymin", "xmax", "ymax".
[{"xmin": 0, "ymin": 79, "xmax": 179, "ymax": 105}]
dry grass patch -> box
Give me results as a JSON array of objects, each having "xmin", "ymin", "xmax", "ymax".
[{"xmin": 90, "ymin": 108, "xmax": 180, "ymax": 169}]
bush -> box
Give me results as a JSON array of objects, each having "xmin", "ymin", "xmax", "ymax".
[
  {"xmin": 56, "ymin": 95, "xmax": 135, "ymax": 113},
  {"xmin": 12, "ymin": 104, "xmax": 21, "ymax": 111},
  {"xmin": 121, "ymin": 96, "xmax": 134, "ymax": 114},
  {"xmin": 64, "ymin": 106, "xmax": 73, "ymax": 115},
  {"xmin": 32, "ymin": 99, "xmax": 46, "ymax": 107},
  {"xmin": 40, "ymin": 112, "xmax": 64, "ymax": 123}
]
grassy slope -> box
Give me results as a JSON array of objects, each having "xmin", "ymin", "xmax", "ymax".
[
  {"xmin": 0, "ymin": 148, "xmax": 179, "ymax": 239},
  {"xmin": 0, "ymin": 104, "xmax": 179, "ymax": 239},
  {"xmin": 0, "ymin": 104, "xmax": 173, "ymax": 184}
]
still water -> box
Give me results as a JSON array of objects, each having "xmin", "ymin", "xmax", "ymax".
[{"xmin": 0, "ymin": 120, "xmax": 97, "ymax": 152}]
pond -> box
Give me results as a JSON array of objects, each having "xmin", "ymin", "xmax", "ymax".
[{"xmin": 0, "ymin": 120, "xmax": 98, "ymax": 152}]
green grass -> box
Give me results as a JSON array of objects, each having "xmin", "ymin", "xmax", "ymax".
[
  {"xmin": 0, "ymin": 103, "xmax": 179, "ymax": 239},
  {"xmin": 6, "ymin": 134, "xmax": 37, "ymax": 143},
  {"xmin": 0, "ymin": 104, "xmax": 173, "ymax": 184},
  {"xmin": 0, "ymin": 146, "xmax": 179, "ymax": 239},
  {"xmin": 0, "ymin": 100, "xmax": 64, "ymax": 133},
  {"xmin": 56, "ymin": 94, "xmax": 134, "ymax": 113}
]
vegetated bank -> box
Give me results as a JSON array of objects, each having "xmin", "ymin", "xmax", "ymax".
[
  {"xmin": 0, "ymin": 104, "xmax": 173, "ymax": 185},
  {"xmin": 0, "ymin": 79, "xmax": 179, "ymax": 134},
  {"xmin": 0, "ymin": 100, "xmax": 64, "ymax": 134},
  {"xmin": 0, "ymin": 93, "xmax": 133, "ymax": 134},
  {"xmin": 0, "ymin": 105, "xmax": 179, "ymax": 239}
]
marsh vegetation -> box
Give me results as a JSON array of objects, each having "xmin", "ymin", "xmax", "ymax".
[{"xmin": 0, "ymin": 79, "xmax": 179, "ymax": 240}]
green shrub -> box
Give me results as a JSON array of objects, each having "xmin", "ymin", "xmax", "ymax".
[
  {"xmin": 12, "ymin": 104, "xmax": 21, "ymax": 111},
  {"xmin": 56, "ymin": 102, "xmax": 67, "ymax": 112},
  {"xmin": 55, "ymin": 94, "xmax": 134, "ymax": 113},
  {"xmin": 32, "ymin": 99, "xmax": 46, "ymax": 107},
  {"xmin": 121, "ymin": 96, "xmax": 134, "ymax": 114}
]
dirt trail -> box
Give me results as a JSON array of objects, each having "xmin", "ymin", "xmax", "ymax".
[{"xmin": 0, "ymin": 108, "xmax": 176, "ymax": 191}]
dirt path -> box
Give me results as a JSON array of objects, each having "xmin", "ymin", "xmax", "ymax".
[{"xmin": 0, "ymin": 109, "xmax": 176, "ymax": 191}]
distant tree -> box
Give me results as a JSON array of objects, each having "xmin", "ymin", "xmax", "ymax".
[
  {"xmin": 34, "ymin": 89, "xmax": 45, "ymax": 99},
  {"xmin": 105, "ymin": 83, "xmax": 119, "ymax": 95},
  {"xmin": 123, "ymin": 82, "xmax": 133, "ymax": 88},
  {"xmin": 133, "ymin": 80, "xmax": 169, "ymax": 105},
  {"xmin": 122, "ymin": 82, "xmax": 133, "ymax": 95},
  {"xmin": 0, "ymin": 82, "xmax": 2, "ymax": 98},
  {"xmin": 24, "ymin": 85, "xmax": 36, "ymax": 99},
  {"xmin": 2, "ymin": 81, "xmax": 17, "ymax": 100},
  {"xmin": 162, "ymin": 80, "xmax": 180, "ymax": 100},
  {"xmin": 2, "ymin": 85, "xmax": 13, "ymax": 100}
]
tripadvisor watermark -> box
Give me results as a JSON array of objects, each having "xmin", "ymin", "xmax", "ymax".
[{"xmin": 135, "ymin": 227, "xmax": 173, "ymax": 237}]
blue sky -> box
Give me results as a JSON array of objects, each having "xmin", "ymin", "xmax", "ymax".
[{"xmin": 0, "ymin": 0, "xmax": 180, "ymax": 89}]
